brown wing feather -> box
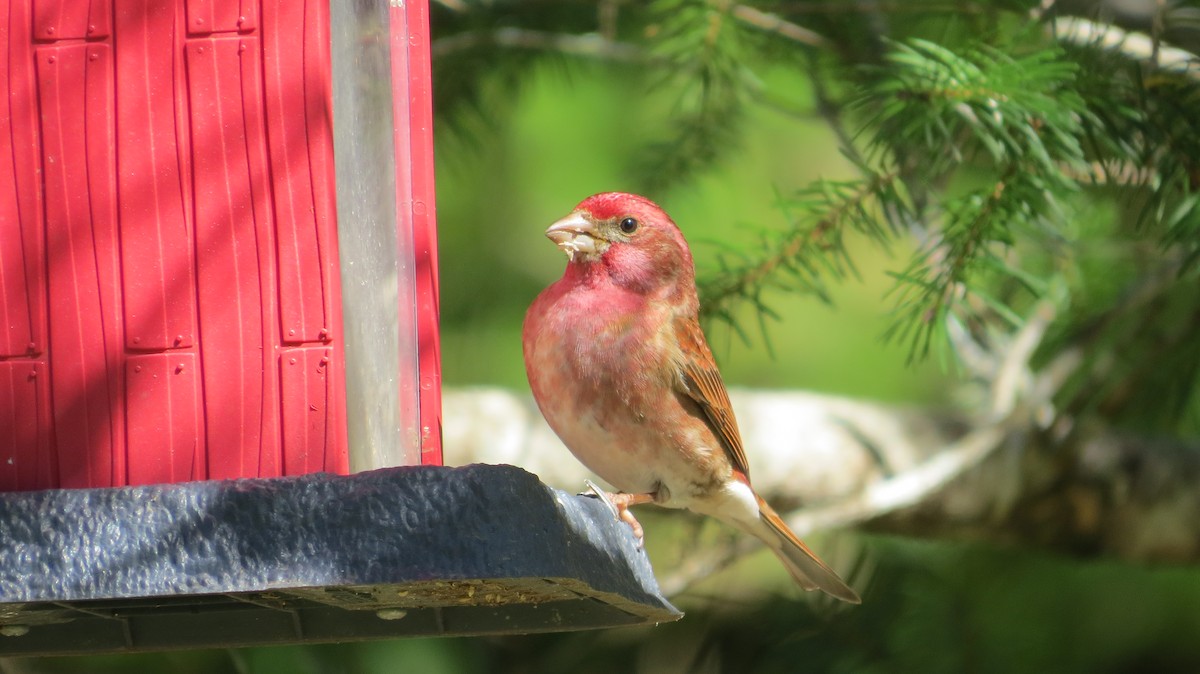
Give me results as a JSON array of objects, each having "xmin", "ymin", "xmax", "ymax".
[{"xmin": 673, "ymin": 316, "xmax": 752, "ymax": 478}]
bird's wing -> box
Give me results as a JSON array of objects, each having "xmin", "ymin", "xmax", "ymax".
[{"xmin": 674, "ymin": 315, "xmax": 751, "ymax": 478}]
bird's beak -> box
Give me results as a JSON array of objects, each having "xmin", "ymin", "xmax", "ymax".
[{"xmin": 545, "ymin": 212, "xmax": 599, "ymax": 262}]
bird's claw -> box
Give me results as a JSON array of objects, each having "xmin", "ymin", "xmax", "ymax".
[
  {"xmin": 580, "ymin": 479, "xmax": 620, "ymax": 519},
  {"xmin": 579, "ymin": 480, "xmax": 646, "ymax": 549}
]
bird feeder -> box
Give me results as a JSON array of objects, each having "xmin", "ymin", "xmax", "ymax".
[{"xmin": 0, "ymin": 0, "xmax": 676, "ymax": 655}]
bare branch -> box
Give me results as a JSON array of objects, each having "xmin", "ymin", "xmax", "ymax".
[
  {"xmin": 431, "ymin": 28, "xmax": 643, "ymax": 61},
  {"xmin": 1054, "ymin": 16, "xmax": 1200, "ymax": 78},
  {"xmin": 657, "ymin": 417, "xmax": 1007, "ymax": 596},
  {"xmin": 989, "ymin": 300, "xmax": 1057, "ymax": 420},
  {"xmin": 445, "ymin": 385, "xmax": 1200, "ymax": 590},
  {"xmin": 730, "ymin": 4, "xmax": 828, "ymax": 48}
]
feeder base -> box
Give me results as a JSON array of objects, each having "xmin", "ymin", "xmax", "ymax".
[{"xmin": 0, "ymin": 464, "xmax": 680, "ymax": 655}]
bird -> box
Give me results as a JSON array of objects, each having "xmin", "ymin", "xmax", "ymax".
[{"xmin": 522, "ymin": 191, "xmax": 861, "ymax": 604}]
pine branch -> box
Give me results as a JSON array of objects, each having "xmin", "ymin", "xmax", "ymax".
[
  {"xmin": 697, "ymin": 170, "xmax": 904, "ymax": 328},
  {"xmin": 1060, "ymin": 20, "xmax": 1200, "ymax": 267},
  {"xmin": 1047, "ymin": 257, "xmax": 1200, "ymax": 435},
  {"xmin": 635, "ymin": 0, "xmax": 758, "ymax": 191},
  {"xmin": 884, "ymin": 166, "xmax": 1065, "ymax": 361},
  {"xmin": 866, "ymin": 39, "xmax": 1087, "ymax": 178},
  {"xmin": 858, "ymin": 39, "xmax": 1088, "ymax": 359}
]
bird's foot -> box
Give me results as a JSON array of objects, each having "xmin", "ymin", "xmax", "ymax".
[
  {"xmin": 580, "ymin": 480, "xmax": 654, "ymax": 549},
  {"xmin": 613, "ymin": 497, "xmax": 646, "ymax": 547}
]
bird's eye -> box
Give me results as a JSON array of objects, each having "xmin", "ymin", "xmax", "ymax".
[{"xmin": 619, "ymin": 217, "xmax": 639, "ymax": 234}]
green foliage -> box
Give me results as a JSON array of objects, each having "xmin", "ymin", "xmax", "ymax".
[
  {"xmin": 697, "ymin": 170, "xmax": 904, "ymax": 324},
  {"xmin": 868, "ymin": 40, "xmax": 1085, "ymax": 177},
  {"xmin": 636, "ymin": 0, "xmax": 756, "ymax": 191},
  {"xmin": 431, "ymin": 0, "xmax": 1200, "ymax": 434},
  {"xmin": 861, "ymin": 39, "xmax": 1089, "ymax": 359}
]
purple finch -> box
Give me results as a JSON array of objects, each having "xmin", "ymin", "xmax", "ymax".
[{"xmin": 523, "ymin": 192, "xmax": 860, "ymax": 604}]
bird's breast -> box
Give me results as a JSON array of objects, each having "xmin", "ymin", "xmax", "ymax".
[{"xmin": 523, "ymin": 282, "xmax": 729, "ymax": 501}]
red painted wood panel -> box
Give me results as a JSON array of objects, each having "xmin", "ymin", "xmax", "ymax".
[
  {"xmin": 0, "ymin": 33, "xmax": 33, "ymax": 358},
  {"xmin": 0, "ymin": 362, "xmax": 53, "ymax": 491},
  {"xmin": 33, "ymin": 0, "xmax": 110, "ymax": 40},
  {"xmin": 3, "ymin": 0, "xmax": 366, "ymax": 489},
  {"xmin": 0, "ymin": 184, "xmax": 32, "ymax": 356},
  {"xmin": 186, "ymin": 0, "xmax": 256, "ymax": 35},
  {"xmin": 126, "ymin": 353, "xmax": 200, "ymax": 485},
  {"xmin": 116, "ymin": 0, "xmax": 197, "ymax": 352},
  {"xmin": 1, "ymin": 0, "xmax": 47, "ymax": 359},
  {"xmin": 263, "ymin": 0, "xmax": 334, "ymax": 345},
  {"xmin": 37, "ymin": 42, "xmax": 124, "ymax": 488},
  {"xmin": 280, "ymin": 346, "xmax": 342, "ymax": 475},
  {"xmin": 186, "ymin": 36, "xmax": 281, "ymax": 480}
]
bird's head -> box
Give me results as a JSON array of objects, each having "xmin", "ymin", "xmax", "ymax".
[{"xmin": 546, "ymin": 192, "xmax": 695, "ymax": 297}]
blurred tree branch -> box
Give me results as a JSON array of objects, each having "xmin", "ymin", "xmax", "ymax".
[
  {"xmin": 444, "ymin": 383, "xmax": 1200, "ymax": 592},
  {"xmin": 432, "ymin": 28, "xmax": 643, "ymax": 61}
]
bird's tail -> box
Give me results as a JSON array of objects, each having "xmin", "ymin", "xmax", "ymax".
[{"xmin": 756, "ymin": 495, "xmax": 861, "ymax": 604}]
